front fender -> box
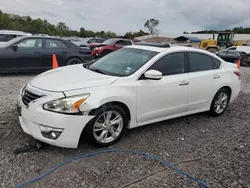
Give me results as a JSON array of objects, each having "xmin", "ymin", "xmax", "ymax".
[{"xmin": 64, "ymin": 85, "xmax": 137, "ymax": 122}]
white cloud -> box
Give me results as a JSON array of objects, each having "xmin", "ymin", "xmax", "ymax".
[{"xmin": 1, "ymin": 0, "xmax": 250, "ymax": 34}]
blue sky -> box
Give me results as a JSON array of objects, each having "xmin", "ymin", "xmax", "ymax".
[{"xmin": 1, "ymin": 0, "xmax": 250, "ymax": 34}]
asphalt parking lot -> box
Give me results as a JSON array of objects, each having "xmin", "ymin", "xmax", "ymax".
[{"xmin": 1, "ymin": 67, "xmax": 250, "ymax": 188}]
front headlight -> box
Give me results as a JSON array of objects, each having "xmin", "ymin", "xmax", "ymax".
[
  {"xmin": 43, "ymin": 94, "xmax": 90, "ymax": 114},
  {"xmin": 95, "ymin": 47, "xmax": 102, "ymax": 50}
]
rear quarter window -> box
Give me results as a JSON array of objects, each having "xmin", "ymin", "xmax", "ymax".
[{"xmin": 212, "ymin": 58, "xmax": 221, "ymax": 69}]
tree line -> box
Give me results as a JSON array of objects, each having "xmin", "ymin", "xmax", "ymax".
[
  {"xmin": 186, "ymin": 27, "xmax": 250, "ymax": 34},
  {"xmin": 0, "ymin": 10, "xmax": 149, "ymax": 38}
]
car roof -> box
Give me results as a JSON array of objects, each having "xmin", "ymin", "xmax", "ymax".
[
  {"xmin": 20, "ymin": 35, "xmax": 66, "ymax": 41},
  {"xmin": 110, "ymin": 38, "xmax": 131, "ymax": 41},
  {"xmin": 135, "ymin": 41, "xmax": 171, "ymax": 48},
  {"xmin": 126, "ymin": 44, "xmax": 200, "ymax": 53},
  {"xmin": 0, "ymin": 30, "xmax": 32, "ymax": 36}
]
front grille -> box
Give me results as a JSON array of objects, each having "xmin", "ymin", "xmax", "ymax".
[{"xmin": 22, "ymin": 89, "xmax": 43, "ymax": 107}]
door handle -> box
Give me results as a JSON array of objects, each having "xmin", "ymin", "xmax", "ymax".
[
  {"xmin": 179, "ymin": 81, "xmax": 189, "ymax": 86},
  {"xmin": 213, "ymin": 75, "xmax": 220, "ymax": 79}
]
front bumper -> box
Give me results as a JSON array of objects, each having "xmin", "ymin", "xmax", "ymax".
[
  {"xmin": 91, "ymin": 50, "xmax": 102, "ymax": 59},
  {"xmin": 17, "ymin": 86, "xmax": 95, "ymax": 148}
]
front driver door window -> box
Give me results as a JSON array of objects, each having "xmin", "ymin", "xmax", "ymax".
[
  {"xmin": 136, "ymin": 52, "xmax": 189, "ymax": 124},
  {"xmin": 8, "ymin": 38, "xmax": 43, "ymax": 70},
  {"xmin": 113, "ymin": 40, "xmax": 124, "ymax": 50},
  {"xmin": 17, "ymin": 39, "xmax": 42, "ymax": 49}
]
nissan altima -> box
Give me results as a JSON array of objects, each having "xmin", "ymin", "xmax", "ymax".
[{"xmin": 17, "ymin": 45, "xmax": 241, "ymax": 148}]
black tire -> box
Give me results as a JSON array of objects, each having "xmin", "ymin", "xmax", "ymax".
[
  {"xmin": 242, "ymin": 61, "xmax": 250, "ymax": 67},
  {"xmin": 84, "ymin": 105, "xmax": 128, "ymax": 147},
  {"xmin": 207, "ymin": 48, "xmax": 218, "ymax": 54},
  {"xmin": 66, "ymin": 57, "xmax": 83, "ymax": 65},
  {"xmin": 210, "ymin": 88, "xmax": 230, "ymax": 116},
  {"xmin": 102, "ymin": 50, "xmax": 111, "ymax": 56}
]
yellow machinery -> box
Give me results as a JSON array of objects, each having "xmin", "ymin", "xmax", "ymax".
[{"xmin": 199, "ymin": 32, "xmax": 242, "ymax": 53}]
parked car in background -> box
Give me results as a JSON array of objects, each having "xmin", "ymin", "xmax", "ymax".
[
  {"xmin": 216, "ymin": 50, "xmax": 242, "ymax": 63},
  {"xmin": 74, "ymin": 37, "xmax": 107, "ymax": 48},
  {"xmin": 17, "ymin": 45, "xmax": 240, "ymax": 148},
  {"xmin": 221, "ymin": 46, "xmax": 250, "ymax": 54},
  {"xmin": 216, "ymin": 50, "xmax": 250, "ymax": 67},
  {"xmin": 0, "ymin": 30, "xmax": 32, "ymax": 46},
  {"xmin": 0, "ymin": 36, "xmax": 92, "ymax": 73},
  {"xmin": 241, "ymin": 53, "xmax": 250, "ymax": 67},
  {"xmin": 90, "ymin": 38, "xmax": 134, "ymax": 58}
]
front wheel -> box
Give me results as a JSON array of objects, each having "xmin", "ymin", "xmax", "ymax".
[
  {"xmin": 102, "ymin": 50, "xmax": 111, "ymax": 57},
  {"xmin": 84, "ymin": 105, "xmax": 128, "ymax": 147},
  {"xmin": 66, "ymin": 57, "xmax": 83, "ymax": 65},
  {"xmin": 210, "ymin": 88, "xmax": 230, "ymax": 116},
  {"xmin": 207, "ymin": 48, "xmax": 218, "ymax": 53}
]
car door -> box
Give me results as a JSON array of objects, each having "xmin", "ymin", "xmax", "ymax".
[
  {"xmin": 226, "ymin": 51, "xmax": 241, "ymax": 63},
  {"xmin": 41, "ymin": 39, "xmax": 68, "ymax": 70},
  {"xmin": 3, "ymin": 38, "xmax": 43, "ymax": 71},
  {"xmin": 186, "ymin": 52, "xmax": 219, "ymax": 112},
  {"xmin": 113, "ymin": 40, "xmax": 125, "ymax": 50},
  {"xmin": 218, "ymin": 51, "xmax": 235, "ymax": 62},
  {"xmin": 136, "ymin": 52, "xmax": 189, "ymax": 124}
]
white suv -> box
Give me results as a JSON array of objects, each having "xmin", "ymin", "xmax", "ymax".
[{"xmin": 17, "ymin": 45, "xmax": 241, "ymax": 148}]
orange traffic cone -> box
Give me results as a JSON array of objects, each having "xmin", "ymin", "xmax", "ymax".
[
  {"xmin": 236, "ymin": 59, "xmax": 241, "ymax": 69},
  {"xmin": 52, "ymin": 54, "xmax": 58, "ymax": 69}
]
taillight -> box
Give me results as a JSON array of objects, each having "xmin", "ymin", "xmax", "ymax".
[{"xmin": 234, "ymin": 71, "xmax": 241, "ymax": 80}]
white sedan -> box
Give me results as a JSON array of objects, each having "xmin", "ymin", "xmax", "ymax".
[{"xmin": 17, "ymin": 45, "xmax": 241, "ymax": 148}]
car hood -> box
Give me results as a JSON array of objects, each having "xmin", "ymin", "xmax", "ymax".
[
  {"xmin": 29, "ymin": 64, "xmax": 119, "ymax": 92},
  {"xmin": 88, "ymin": 42, "xmax": 102, "ymax": 47}
]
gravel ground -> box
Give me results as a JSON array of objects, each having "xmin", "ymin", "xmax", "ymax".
[{"xmin": 0, "ymin": 67, "xmax": 250, "ymax": 188}]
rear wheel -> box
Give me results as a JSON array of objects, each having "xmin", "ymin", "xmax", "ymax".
[
  {"xmin": 210, "ymin": 88, "xmax": 230, "ymax": 116},
  {"xmin": 66, "ymin": 57, "xmax": 83, "ymax": 65},
  {"xmin": 102, "ymin": 50, "xmax": 111, "ymax": 57},
  {"xmin": 84, "ymin": 105, "xmax": 128, "ymax": 147},
  {"xmin": 207, "ymin": 48, "xmax": 218, "ymax": 53}
]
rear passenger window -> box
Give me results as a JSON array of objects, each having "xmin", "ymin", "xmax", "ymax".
[
  {"xmin": 188, "ymin": 52, "xmax": 213, "ymax": 72},
  {"xmin": 45, "ymin": 39, "xmax": 67, "ymax": 48},
  {"xmin": 212, "ymin": 58, "xmax": 221, "ymax": 69},
  {"xmin": 123, "ymin": 40, "xmax": 132, "ymax": 45},
  {"xmin": 150, "ymin": 53, "xmax": 185, "ymax": 76}
]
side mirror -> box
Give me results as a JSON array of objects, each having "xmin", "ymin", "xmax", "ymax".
[
  {"xmin": 144, "ymin": 70, "xmax": 162, "ymax": 80},
  {"xmin": 12, "ymin": 45, "xmax": 18, "ymax": 52}
]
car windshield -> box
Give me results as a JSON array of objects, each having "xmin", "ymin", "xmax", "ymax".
[
  {"xmin": 89, "ymin": 48, "xmax": 158, "ymax": 77},
  {"xmin": 102, "ymin": 39, "xmax": 116, "ymax": 45}
]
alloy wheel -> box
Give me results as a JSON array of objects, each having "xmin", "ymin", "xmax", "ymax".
[
  {"xmin": 93, "ymin": 110, "xmax": 123, "ymax": 144},
  {"xmin": 214, "ymin": 91, "xmax": 228, "ymax": 114}
]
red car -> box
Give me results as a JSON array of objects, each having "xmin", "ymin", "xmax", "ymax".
[{"xmin": 90, "ymin": 38, "xmax": 135, "ymax": 58}]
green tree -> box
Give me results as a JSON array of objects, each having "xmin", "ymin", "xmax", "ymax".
[
  {"xmin": 79, "ymin": 27, "xmax": 86, "ymax": 37},
  {"xmin": 144, "ymin": 18, "xmax": 159, "ymax": 34},
  {"xmin": 124, "ymin": 30, "xmax": 149, "ymax": 39}
]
